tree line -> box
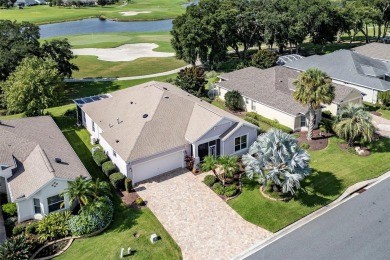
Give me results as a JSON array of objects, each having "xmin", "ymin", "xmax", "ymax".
[
  {"xmin": 171, "ymin": 0, "xmax": 390, "ymax": 68},
  {"xmin": 0, "ymin": 20, "xmax": 78, "ymax": 116}
]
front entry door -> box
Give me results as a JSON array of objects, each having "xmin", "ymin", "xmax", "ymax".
[{"xmin": 209, "ymin": 145, "xmax": 217, "ymax": 159}]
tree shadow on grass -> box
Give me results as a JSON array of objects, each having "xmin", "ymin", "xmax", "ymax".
[
  {"xmin": 294, "ymin": 170, "xmax": 343, "ymax": 208},
  {"xmin": 62, "ymin": 80, "xmax": 122, "ymax": 104},
  {"xmin": 368, "ymin": 137, "xmax": 390, "ymax": 153},
  {"xmin": 108, "ymin": 205, "xmax": 143, "ymax": 233},
  {"xmin": 240, "ymin": 176, "xmax": 259, "ymax": 192}
]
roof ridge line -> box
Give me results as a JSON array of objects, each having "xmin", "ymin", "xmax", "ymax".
[{"xmin": 38, "ymin": 146, "xmax": 55, "ymax": 174}]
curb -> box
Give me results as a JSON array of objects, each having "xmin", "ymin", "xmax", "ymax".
[{"xmin": 233, "ymin": 170, "xmax": 390, "ymax": 260}]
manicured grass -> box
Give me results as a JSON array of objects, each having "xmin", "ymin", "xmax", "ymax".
[
  {"xmin": 63, "ymin": 74, "xmax": 176, "ymax": 103},
  {"xmin": 0, "ymin": 0, "xmax": 187, "ymax": 25},
  {"xmin": 229, "ymin": 137, "xmax": 390, "ymax": 232},
  {"xmin": 378, "ymin": 109, "xmax": 390, "ymax": 120},
  {"xmin": 72, "ymin": 56, "xmax": 185, "ymax": 78},
  {"xmin": 47, "ymin": 32, "xmax": 174, "ymax": 52}
]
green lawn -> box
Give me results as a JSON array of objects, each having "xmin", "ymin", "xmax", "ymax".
[
  {"xmin": 0, "ymin": 0, "xmax": 187, "ymax": 25},
  {"xmin": 63, "ymin": 74, "xmax": 176, "ymax": 103},
  {"xmin": 229, "ymin": 137, "xmax": 390, "ymax": 232},
  {"xmin": 378, "ymin": 109, "xmax": 390, "ymax": 120}
]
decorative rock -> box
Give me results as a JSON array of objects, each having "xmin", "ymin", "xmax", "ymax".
[{"xmin": 120, "ymin": 248, "xmax": 124, "ymax": 258}]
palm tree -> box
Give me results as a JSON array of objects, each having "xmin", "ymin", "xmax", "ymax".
[
  {"xmin": 333, "ymin": 103, "xmax": 375, "ymax": 147},
  {"xmin": 92, "ymin": 178, "xmax": 111, "ymax": 198},
  {"xmin": 293, "ymin": 68, "xmax": 335, "ymax": 140},
  {"xmin": 62, "ymin": 176, "xmax": 94, "ymax": 208},
  {"xmin": 200, "ymin": 155, "xmax": 239, "ymax": 186},
  {"xmin": 242, "ymin": 128, "xmax": 311, "ymax": 195},
  {"xmin": 217, "ymin": 155, "xmax": 239, "ymax": 186}
]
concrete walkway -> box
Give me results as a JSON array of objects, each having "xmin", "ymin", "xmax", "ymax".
[
  {"xmin": 135, "ymin": 169, "xmax": 271, "ymax": 260},
  {"xmin": 372, "ymin": 114, "xmax": 390, "ymax": 137},
  {"xmin": 64, "ymin": 65, "xmax": 191, "ymax": 83}
]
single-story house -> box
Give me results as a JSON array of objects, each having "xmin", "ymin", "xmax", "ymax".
[
  {"xmin": 14, "ymin": 0, "xmax": 46, "ymax": 6},
  {"xmin": 215, "ymin": 66, "xmax": 362, "ymax": 132},
  {"xmin": 283, "ymin": 49, "xmax": 390, "ymax": 103},
  {"xmin": 0, "ymin": 116, "xmax": 90, "ymax": 223},
  {"xmin": 74, "ymin": 81, "xmax": 258, "ymax": 184},
  {"xmin": 352, "ymin": 42, "xmax": 390, "ymax": 63}
]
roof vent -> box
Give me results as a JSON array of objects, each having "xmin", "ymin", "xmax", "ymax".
[
  {"xmin": 163, "ymin": 87, "xmax": 168, "ymax": 90},
  {"xmin": 55, "ymin": 157, "xmax": 62, "ymax": 163},
  {"xmin": 143, "ymin": 114, "xmax": 148, "ymax": 118},
  {"xmin": 116, "ymin": 140, "xmax": 119, "ymax": 143},
  {"xmin": 130, "ymin": 101, "xmax": 133, "ymax": 104},
  {"xmin": 164, "ymin": 96, "xmax": 169, "ymax": 99}
]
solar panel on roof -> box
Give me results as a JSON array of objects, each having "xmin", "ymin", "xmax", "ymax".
[
  {"xmin": 83, "ymin": 97, "xmax": 94, "ymax": 103},
  {"xmin": 74, "ymin": 99, "xmax": 85, "ymax": 104},
  {"xmin": 91, "ymin": 96, "xmax": 101, "ymax": 101}
]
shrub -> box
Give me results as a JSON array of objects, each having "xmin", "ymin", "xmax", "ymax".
[
  {"xmin": 37, "ymin": 211, "xmax": 71, "ymax": 242},
  {"xmin": 225, "ymin": 90, "xmax": 243, "ymax": 111},
  {"xmin": 12, "ymin": 225, "xmax": 25, "ymax": 236},
  {"xmin": 2, "ymin": 203, "xmax": 17, "ymax": 217},
  {"xmin": 319, "ymin": 118, "xmax": 334, "ymax": 134},
  {"xmin": 213, "ymin": 183, "xmax": 225, "ymax": 195},
  {"xmin": 64, "ymin": 108, "xmax": 76, "ymax": 117},
  {"xmin": 224, "ymin": 184, "xmax": 238, "ymax": 197},
  {"xmin": 69, "ymin": 197, "xmax": 113, "ymax": 236},
  {"xmin": 246, "ymin": 112, "xmax": 292, "ymax": 133},
  {"xmin": 250, "ymin": 49, "xmax": 278, "ymax": 69},
  {"xmin": 136, "ymin": 197, "xmax": 144, "ymax": 206},
  {"xmin": 300, "ymin": 143, "xmax": 310, "ymax": 149},
  {"xmin": 0, "ymin": 235, "xmax": 31, "ymax": 260},
  {"xmin": 175, "ymin": 66, "xmax": 206, "ymax": 97},
  {"xmin": 378, "ymin": 91, "xmax": 390, "ymax": 106},
  {"xmin": 4, "ymin": 217, "xmax": 16, "ymax": 228},
  {"xmin": 102, "ymin": 161, "xmax": 116, "ymax": 176},
  {"xmin": 125, "ymin": 178, "xmax": 132, "ymax": 193},
  {"xmin": 25, "ymin": 222, "xmax": 38, "ymax": 235},
  {"xmin": 203, "ymin": 175, "xmax": 216, "ymax": 186},
  {"xmin": 109, "ymin": 172, "xmax": 125, "ymax": 190},
  {"xmin": 93, "ymin": 150, "xmax": 108, "ymax": 167}
]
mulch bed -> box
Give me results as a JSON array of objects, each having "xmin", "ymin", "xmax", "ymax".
[
  {"xmin": 34, "ymin": 239, "xmax": 70, "ymax": 258},
  {"xmin": 296, "ymin": 129, "xmax": 333, "ymax": 151},
  {"xmin": 370, "ymin": 111, "xmax": 382, "ymax": 116},
  {"xmin": 337, "ymin": 142, "xmax": 371, "ymax": 156},
  {"xmin": 120, "ymin": 190, "xmax": 144, "ymax": 209}
]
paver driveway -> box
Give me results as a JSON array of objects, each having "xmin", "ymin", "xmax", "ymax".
[{"xmin": 135, "ymin": 169, "xmax": 271, "ymax": 260}]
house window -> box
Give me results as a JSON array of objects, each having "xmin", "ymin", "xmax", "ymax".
[
  {"xmin": 245, "ymin": 98, "xmax": 249, "ymax": 104},
  {"xmin": 92, "ymin": 121, "xmax": 95, "ymax": 132},
  {"xmin": 300, "ymin": 115, "xmax": 306, "ymax": 127},
  {"xmin": 251, "ymin": 100, "xmax": 256, "ymax": 111},
  {"xmin": 47, "ymin": 195, "xmax": 64, "ymax": 213},
  {"xmin": 113, "ymin": 150, "xmax": 117, "ymax": 157},
  {"xmin": 33, "ymin": 198, "xmax": 41, "ymax": 214},
  {"xmin": 234, "ymin": 135, "xmax": 248, "ymax": 152}
]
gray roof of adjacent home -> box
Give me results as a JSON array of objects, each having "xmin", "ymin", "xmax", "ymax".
[
  {"xmin": 352, "ymin": 43, "xmax": 390, "ymax": 62},
  {"xmin": 216, "ymin": 66, "xmax": 360, "ymax": 116},
  {"xmin": 81, "ymin": 81, "xmax": 256, "ymax": 162},
  {"xmin": 283, "ymin": 49, "xmax": 390, "ymax": 91},
  {"xmin": 0, "ymin": 116, "xmax": 90, "ymax": 200}
]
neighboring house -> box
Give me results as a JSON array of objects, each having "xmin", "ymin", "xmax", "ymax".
[
  {"xmin": 14, "ymin": 0, "xmax": 46, "ymax": 6},
  {"xmin": 215, "ymin": 66, "xmax": 362, "ymax": 132},
  {"xmin": 0, "ymin": 117, "xmax": 90, "ymax": 223},
  {"xmin": 352, "ymin": 42, "xmax": 390, "ymax": 63},
  {"xmin": 74, "ymin": 81, "xmax": 258, "ymax": 184},
  {"xmin": 283, "ymin": 49, "xmax": 390, "ymax": 103}
]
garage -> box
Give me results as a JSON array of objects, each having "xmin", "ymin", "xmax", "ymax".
[{"xmin": 132, "ymin": 150, "xmax": 184, "ymax": 183}]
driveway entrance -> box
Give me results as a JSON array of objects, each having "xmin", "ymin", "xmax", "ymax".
[{"xmin": 135, "ymin": 169, "xmax": 271, "ymax": 259}]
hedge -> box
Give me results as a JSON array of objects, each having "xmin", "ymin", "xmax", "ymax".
[
  {"xmin": 109, "ymin": 172, "xmax": 125, "ymax": 190},
  {"xmin": 246, "ymin": 112, "xmax": 293, "ymax": 133},
  {"xmin": 125, "ymin": 178, "xmax": 132, "ymax": 192},
  {"xmin": 2, "ymin": 203, "xmax": 17, "ymax": 217},
  {"xmin": 213, "ymin": 183, "xmax": 225, "ymax": 195},
  {"xmin": 102, "ymin": 161, "xmax": 116, "ymax": 176},
  {"xmin": 93, "ymin": 150, "xmax": 108, "ymax": 167},
  {"xmin": 203, "ymin": 175, "xmax": 216, "ymax": 186},
  {"xmin": 224, "ymin": 184, "xmax": 238, "ymax": 197}
]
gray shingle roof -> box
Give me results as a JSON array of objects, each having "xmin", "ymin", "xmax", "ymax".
[
  {"xmin": 352, "ymin": 43, "xmax": 390, "ymax": 62},
  {"xmin": 284, "ymin": 50, "xmax": 390, "ymax": 91},
  {"xmin": 216, "ymin": 66, "xmax": 359, "ymax": 116},
  {"xmin": 0, "ymin": 116, "xmax": 90, "ymax": 200},
  {"xmin": 81, "ymin": 81, "xmax": 256, "ymax": 162}
]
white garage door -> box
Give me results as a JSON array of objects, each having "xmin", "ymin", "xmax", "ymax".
[{"xmin": 132, "ymin": 150, "xmax": 184, "ymax": 183}]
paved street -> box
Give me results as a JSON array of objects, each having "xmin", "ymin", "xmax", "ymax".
[
  {"xmin": 246, "ymin": 176, "xmax": 390, "ymax": 260},
  {"xmin": 135, "ymin": 169, "xmax": 271, "ymax": 260}
]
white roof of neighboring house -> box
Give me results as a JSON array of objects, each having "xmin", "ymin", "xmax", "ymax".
[
  {"xmin": 0, "ymin": 116, "xmax": 90, "ymax": 200},
  {"xmin": 80, "ymin": 81, "xmax": 257, "ymax": 162}
]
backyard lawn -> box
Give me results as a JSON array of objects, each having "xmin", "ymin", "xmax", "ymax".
[
  {"xmin": 378, "ymin": 109, "xmax": 390, "ymax": 120},
  {"xmin": 229, "ymin": 137, "xmax": 390, "ymax": 232},
  {"xmin": 0, "ymin": 0, "xmax": 187, "ymax": 25}
]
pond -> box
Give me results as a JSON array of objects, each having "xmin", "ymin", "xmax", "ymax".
[{"xmin": 39, "ymin": 18, "xmax": 173, "ymax": 38}]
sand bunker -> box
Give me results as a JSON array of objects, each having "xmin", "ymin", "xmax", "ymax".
[
  {"xmin": 72, "ymin": 43, "xmax": 175, "ymax": 62},
  {"xmin": 119, "ymin": 11, "xmax": 151, "ymax": 16}
]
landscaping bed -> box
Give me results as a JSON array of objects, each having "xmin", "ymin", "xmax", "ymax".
[
  {"xmin": 296, "ymin": 129, "xmax": 332, "ymax": 151},
  {"xmin": 33, "ymin": 238, "xmax": 72, "ymax": 259}
]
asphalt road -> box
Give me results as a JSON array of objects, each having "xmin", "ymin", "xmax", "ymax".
[{"xmin": 246, "ymin": 177, "xmax": 390, "ymax": 260}]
